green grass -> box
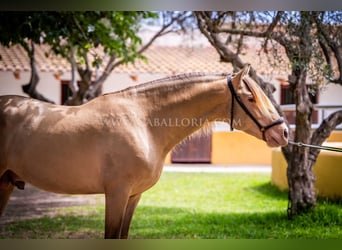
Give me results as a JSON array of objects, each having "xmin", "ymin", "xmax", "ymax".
[{"xmin": 1, "ymin": 172, "xmax": 342, "ymax": 239}]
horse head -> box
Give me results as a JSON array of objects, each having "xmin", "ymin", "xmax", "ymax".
[{"xmin": 228, "ymin": 64, "xmax": 288, "ymax": 147}]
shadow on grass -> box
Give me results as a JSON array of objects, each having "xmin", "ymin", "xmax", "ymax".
[
  {"xmin": 253, "ymin": 181, "xmax": 342, "ymax": 205},
  {"xmin": 2, "ymin": 203, "xmax": 342, "ymax": 239},
  {"xmin": 250, "ymin": 182, "xmax": 288, "ymax": 200}
]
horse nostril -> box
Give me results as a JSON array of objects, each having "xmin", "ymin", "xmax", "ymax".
[{"xmin": 283, "ymin": 128, "xmax": 288, "ymax": 139}]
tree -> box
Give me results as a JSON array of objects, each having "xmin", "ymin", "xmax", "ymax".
[
  {"xmin": 42, "ymin": 11, "xmax": 157, "ymax": 105},
  {"xmin": 0, "ymin": 12, "xmax": 55, "ymax": 103},
  {"xmin": 194, "ymin": 11, "xmax": 342, "ymax": 217},
  {"xmin": 0, "ymin": 11, "xmax": 192, "ymax": 105}
]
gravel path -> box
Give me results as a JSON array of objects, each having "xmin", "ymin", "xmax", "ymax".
[{"xmin": 1, "ymin": 184, "xmax": 102, "ymax": 225}]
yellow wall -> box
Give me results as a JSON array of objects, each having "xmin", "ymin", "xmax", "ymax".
[
  {"xmin": 271, "ymin": 142, "xmax": 342, "ymax": 199},
  {"xmin": 165, "ymin": 152, "xmax": 171, "ymax": 164},
  {"xmin": 211, "ymin": 131, "xmax": 272, "ymax": 165},
  {"xmin": 327, "ymin": 130, "xmax": 342, "ymax": 142},
  {"xmin": 270, "ymin": 149, "xmax": 288, "ymax": 191}
]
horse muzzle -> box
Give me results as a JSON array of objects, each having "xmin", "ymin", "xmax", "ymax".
[{"xmin": 264, "ymin": 122, "xmax": 289, "ymax": 147}]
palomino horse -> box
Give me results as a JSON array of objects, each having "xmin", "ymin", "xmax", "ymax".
[{"xmin": 0, "ymin": 65, "xmax": 288, "ymax": 238}]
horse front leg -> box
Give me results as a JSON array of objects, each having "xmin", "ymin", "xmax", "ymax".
[
  {"xmin": 104, "ymin": 189, "xmax": 130, "ymax": 239},
  {"xmin": 120, "ymin": 193, "xmax": 142, "ymax": 239}
]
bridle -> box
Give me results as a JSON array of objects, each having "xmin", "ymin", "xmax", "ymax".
[{"xmin": 227, "ymin": 76, "xmax": 285, "ymax": 141}]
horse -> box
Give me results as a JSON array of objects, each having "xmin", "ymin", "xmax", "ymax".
[{"xmin": 0, "ymin": 65, "xmax": 288, "ymax": 238}]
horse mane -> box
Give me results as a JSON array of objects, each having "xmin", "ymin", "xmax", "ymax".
[
  {"xmin": 140, "ymin": 72, "xmax": 227, "ymax": 86},
  {"xmin": 104, "ymin": 72, "xmax": 228, "ymax": 97}
]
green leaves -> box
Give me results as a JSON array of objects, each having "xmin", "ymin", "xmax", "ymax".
[{"xmin": 0, "ymin": 11, "xmax": 157, "ymax": 69}]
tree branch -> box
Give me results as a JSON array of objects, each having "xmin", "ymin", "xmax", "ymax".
[
  {"xmin": 309, "ymin": 110, "xmax": 342, "ymax": 163},
  {"xmin": 63, "ymin": 46, "xmax": 79, "ymax": 105},
  {"xmin": 318, "ymin": 37, "xmax": 331, "ymax": 66},
  {"xmin": 71, "ymin": 13, "xmax": 89, "ymax": 41},
  {"xmin": 262, "ymin": 11, "xmax": 283, "ymax": 50},
  {"xmin": 313, "ymin": 13, "xmax": 342, "ymax": 84},
  {"xmin": 84, "ymin": 12, "xmax": 192, "ymax": 100},
  {"xmin": 69, "ymin": 47, "xmax": 79, "ymax": 93},
  {"xmin": 214, "ymin": 11, "xmax": 283, "ymax": 40}
]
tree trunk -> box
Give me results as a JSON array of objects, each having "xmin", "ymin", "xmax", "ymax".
[
  {"xmin": 286, "ymin": 12, "xmax": 318, "ymax": 218},
  {"xmin": 64, "ymin": 66, "xmax": 94, "ymax": 106},
  {"xmin": 286, "ymin": 67, "xmax": 316, "ymax": 218},
  {"xmin": 21, "ymin": 41, "xmax": 55, "ymax": 104}
]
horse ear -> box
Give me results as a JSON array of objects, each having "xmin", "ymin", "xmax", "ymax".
[
  {"xmin": 241, "ymin": 63, "xmax": 251, "ymax": 77},
  {"xmin": 233, "ymin": 63, "xmax": 251, "ymax": 85}
]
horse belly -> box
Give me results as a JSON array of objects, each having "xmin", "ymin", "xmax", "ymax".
[
  {"xmin": 20, "ymin": 163, "xmax": 104, "ymax": 194},
  {"xmin": 9, "ymin": 148, "xmax": 105, "ymax": 194}
]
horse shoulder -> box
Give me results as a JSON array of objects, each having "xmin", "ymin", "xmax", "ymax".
[{"xmin": 93, "ymin": 96, "xmax": 163, "ymax": 191}]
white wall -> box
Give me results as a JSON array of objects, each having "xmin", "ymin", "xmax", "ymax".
[
  {"xmin": 319, "ymin": 83, "xmax": 342, "ymax": 105},
  {"xmin": 0, "ymin": 71, "xmax": 61, "ymax": 104},
  {"xmin": 102, "ymin": 73, "xmax": 168, "ymax": 94},
  {"xmin": 1, "ymin": 71, "xmax": 341, "ymax": 107},
  {"xmin": 0, "ymin": 71, "xmax": 30, "ymax": 96},
  {"xmin": 0, "ymin": 71, "xmax": 167, "ymax": 105}
]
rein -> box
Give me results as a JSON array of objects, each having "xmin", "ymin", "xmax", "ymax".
[{"xmin": 227, "ymin": 76, "xmax": 285, "ymax": 141}]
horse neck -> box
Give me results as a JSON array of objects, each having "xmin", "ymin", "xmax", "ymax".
[{"xmin": 136, "ymin": 75, "xmax": 229, "ymax": 154}]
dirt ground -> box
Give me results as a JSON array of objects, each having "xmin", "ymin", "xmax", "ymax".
[{"xmin": 1, "ymin": 184, "xmax": 102, "ymax": 225}]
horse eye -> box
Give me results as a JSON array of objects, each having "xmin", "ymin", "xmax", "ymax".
[{"xmin": 247, "ymin": 95, "xmax": 255, "ymax": 103}]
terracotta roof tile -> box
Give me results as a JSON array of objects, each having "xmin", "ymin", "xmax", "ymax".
[
  {"xmin": 117, "ymin": 46, "xmax": 234, "ymax": 74},
  {"xmin": 0, "ymin": 43, "xmax": 290, "ymax": 76}
]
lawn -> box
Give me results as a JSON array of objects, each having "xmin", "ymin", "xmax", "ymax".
[{"xmin": 1, "ymin": 172, "xmax": 342, "ymax": 239}]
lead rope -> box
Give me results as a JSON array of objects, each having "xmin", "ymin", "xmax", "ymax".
[{"xmin": 288, "ymin": 141, "xmax": 342, "ymax": 153}]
